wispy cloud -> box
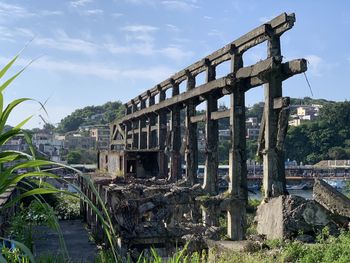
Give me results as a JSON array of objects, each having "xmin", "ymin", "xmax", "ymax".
[
  {"xmin": 121, "ymin": 25, "xmax": 158, "ymax": 33},
  {"xmin": 106, "ymin": 25, "xmax": 193, "ymax": 60},
  {"xmin": 39, "ymin": 10, "xmax": 63, "ymax": 16},
  {"xmin": 111, "ymin": 12, "xmax": 124, "ymax": 18},
  {"xmin": 81, "ymin": 9, "xmax": 104, "ymax": 16},
  {"xmin": 0, "ymin": 2, "xmax": 35, "ymax": 18},
  {"xmin": 160, "ymin": 46, "xmax": 193, "ymax": 62},
  {"xmin": 166, "ymin": 24, "xmax": 180, "ymax": 32},
  {"xmin": 0, "ymin": 55, "xmax": 174, "ymax": 83},
  {"xmin": 0, "ymin": 2, "xmax": 63, "ymax": 20},
  {"xmin": 70, "ymin": 0, "xmax": 93, "ymax": 8},
  {"xmin": 122, "ymin": 0, "xmax": 156, "ymax": 6},
  {"xmin": 33, "ymin": 30, "xmax": 98, "ymax": 55},
  {"xmin": 0, "ymin": 26, "xmax": 34, "ymax": 42},
  {"xmin": 161, "ymin": 0, "xmax": 199, "ymax": 11},
  {"xmin": 305, "ymin": 55, "xmax": 328, "ymax": 77}
]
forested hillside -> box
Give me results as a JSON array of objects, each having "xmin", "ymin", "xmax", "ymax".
[
  {"xmin": 285, "ymin": 101, "xmax": 350, "ymax": 164},
  {"xmin": 54, "ymin": 97, "xmax": 350, "ymax": 165},
  {"xmin": 56, "ymin": 101, "xmax": 124, "ymax": 133}
]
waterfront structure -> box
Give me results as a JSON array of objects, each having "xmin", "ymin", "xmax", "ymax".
[{"xmin": 81, "ymin": 13, "xmax": 307, "ymax": 253}]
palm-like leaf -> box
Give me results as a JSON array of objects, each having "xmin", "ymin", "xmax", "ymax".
[{"xmin": 0, "ymin": 55, "xmax": 121, "ymax": 262}]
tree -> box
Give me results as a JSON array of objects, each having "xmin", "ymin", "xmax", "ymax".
[
  {"xmin": 285, "ymin": 101, "xmax": 350, "ymax": 164},
  {"xmin": 66, "ymin": 151, "xmax": 82, "ymax": 164},
  {"xmin": 328, "ymin": 147, "xmax": 348, "ymax": 160}
]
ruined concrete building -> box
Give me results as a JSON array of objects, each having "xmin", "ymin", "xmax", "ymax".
[{"xmin": 80, "ymin": 13, "xmax": 307, "ymax": 256}]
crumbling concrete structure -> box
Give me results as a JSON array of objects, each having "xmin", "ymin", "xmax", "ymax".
[
  {"xmin": 314, "ymin": 179, "xmax": 350, "ymax": 218},
  {"xmin": 81, "ymin": 13, "xmax": 307, "ymax": 255}
]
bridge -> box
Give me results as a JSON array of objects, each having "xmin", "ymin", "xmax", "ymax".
[{"xmin": 82, "ymin": 13, "xmax": 307, "ymax": 255}]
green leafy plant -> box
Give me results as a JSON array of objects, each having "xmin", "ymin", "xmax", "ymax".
[{"xmin": 54, "ymin": 194, "xmax": 80, "ymax": 220}]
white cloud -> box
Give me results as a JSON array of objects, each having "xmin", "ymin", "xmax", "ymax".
[
  {"xmin": 0, "ymin": 2, "xmax": 35, "ymax": 18},
  {"xmin": 39, "ymin": 10, "xmax": 63, "ymax": 16},
  {"xmin": 81, "ymin": 9, "xmax": 104, "ymax": 16},
  {"xmin": 161, "ymin": 0, "xmax": 199, "ymax": 11},
  {"xmin": 203, "ymin": 16, "xmax": 212, "ymax": 20},
  {"xmin": 166, "ymin": 24, "xmax": 180, "ymax": 32},
  {"xmin": 0, "ymin": 26, "xmax": 34, "ymax": 42},
  {"xmin": 122, "ymin": 0, "xmax": 155, "ymax": 5},
  {"xmin": 0, "ymin": 56, "xmax": 175, "ymax": 83},
  {"xmin": 305, "ymin": 55, "xmax": 326, "ymax": 77},
  {"xmin": 121, "ymin": 25, "xmax": 158, "ymax": 33},
  {"xmin": 0, "ymin": 3, "xmax": 63, "ymax": 21},
  {"xmin": 111, "ymin": 12, "xmax": 124, "ymax": 18},
  {"xmin": 33, "ymin": 30, "xmax": 98, "ymax": 54},
  {"xmin": 118, "ymin": 24, "xmax": 158, "ymax": 55},
  {"xmin": 106, "ymin": 24, "xmax": 193, "ymax": 60},
  {"xmin": 70, "ymin": 0, "xmax": 93, "ymax": 8},
  {"xmin": 160, "ymin": 46, "xmax": 193, "ymax": 62}
]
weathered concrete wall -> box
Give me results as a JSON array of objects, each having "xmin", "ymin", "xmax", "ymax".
[
  {"xmin": 107, "ymin": 152, "xmax": 122, "ymax": 175},
  {"xmin": 314, "ymin": 179, "xmax": 350, "ymax": 218},
  {"xmin": 98, "ymin": 150, "xmax": 108, "ymax": 171}
]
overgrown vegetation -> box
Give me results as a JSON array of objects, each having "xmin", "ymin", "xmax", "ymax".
[
  {"xmin": 6, "ymin": 201, "xmax": 54, "ymax": 250},
  {"xmin": 54, "ymin": 194, "xmax": 80, "ymax": 220},
  {"xmin": 65, "ymin": 149, "xmax": 97, "ymax": 164}
]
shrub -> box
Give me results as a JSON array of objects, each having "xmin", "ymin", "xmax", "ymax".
[{"xmin": 54, "ymin": 194, "xmax": 80, "ymax": 220}]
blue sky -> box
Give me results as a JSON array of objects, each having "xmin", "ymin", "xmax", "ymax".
[{"xmin": 1, "ymin": 0, "xmax": 350, "ymax": 128}]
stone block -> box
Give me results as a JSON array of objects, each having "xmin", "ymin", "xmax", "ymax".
[{"xmin": 255, "ymin": 196, "xmax": 284, "ymax": 239}]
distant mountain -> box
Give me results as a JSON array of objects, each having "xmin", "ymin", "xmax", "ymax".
[{"xmin": 56, "ymin": 101, "xmax": 124, "ymax": 133}]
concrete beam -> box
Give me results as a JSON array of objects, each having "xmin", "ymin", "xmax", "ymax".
[
  {"xmin": 124, "ymin": 13, "xmax": 295, "ymax": 107},
  {"xmin": 119, "ymin": 58, "xmax": 306, "ymax": 124}
]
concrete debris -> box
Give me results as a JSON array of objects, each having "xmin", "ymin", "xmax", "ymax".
[{"xmin": 313, "ymin": 179, "xmax": 350, "ymax": 219}]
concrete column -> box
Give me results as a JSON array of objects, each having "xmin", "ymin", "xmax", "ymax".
[
  {"xmin": 131, "ymin": 101, "xmax": 138, "ymax": 149},
  {"xmin": 138, "ymin": 98, "xmax": 147, "ymax": 149},
  {"xmin": 147, "ymin": 94, "xmax": 156, "ymax": 149},
  {"xmin": 157, "ymin": 86, "xmax": 168, "ymax": 178},
  {"xmin": 169, "ymin": 80, "xmax": 181, "ymax": 182},
  {"xmin": 263, "ymin": 35, "xmax": 286, "ymax": 197},
  {"xmin": 227, "ymin": 52, "xmax": 247, "ymax": 240},
  {"xmin": 185, "ymin": 72, "xmax": 198, "ymax": 185},
  {"xmin": 203, "ymin": 62, "xmax": 218, "ymax": 195},
  {"xmin": 124, "ymin": 105, "xmax": 132, "ymax": 149}
]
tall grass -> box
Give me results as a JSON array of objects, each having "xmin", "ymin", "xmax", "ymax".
[{"xmin": 0, "ymin": 54, "xmax": 120, "ymax": 262}]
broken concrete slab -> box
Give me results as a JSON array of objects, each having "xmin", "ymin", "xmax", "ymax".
[
  {"xmin": 255, "ymin": 195, "xmax": 338, "ymax": 240},
  {"xmin": 313, "ymin": 179, "xmax": 350, "ymax": 219}
]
